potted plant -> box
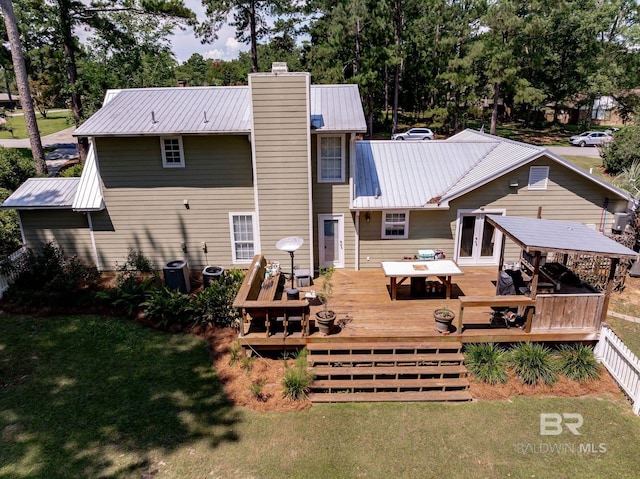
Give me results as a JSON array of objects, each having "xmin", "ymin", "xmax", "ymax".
[
  {"xmin": 433, "ymin": 307, "xmax": 455, "ymax": 334},
  {"xmin": 315, "ymin": 266, "xmax": 336, "ymax": 335}
]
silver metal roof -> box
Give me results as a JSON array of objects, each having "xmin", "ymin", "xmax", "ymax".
[
  {"xmin": 75, "ymin": 85, "xmax": 366, "ymax": 137},
  {"xmin": 487, "ymin": 215, "xmax": 638, "ymax": 259},
  {"xmin": 72, "ymin": 145, "xmax": 104, "ymax": 211},
  {"xmin": 353, "ymin": 129, "xmax": 632, "ymax": 210},
  {"xmin": 443, "ymin": 129, "xmax": 631, "ymax": 203},
  {"xmin": 311, "ymin": 85, "xmax": 366, "ymax": 132},
  {"xmin": 353, "ymin": 140, "xmax": 496, "ymax": 209},
  {"xmin": 2, "ymin": 178, "xmax": 79, "ymax": 209},
  {"xmin": 75, "ymin": 87, "xmax": 252, "ymax": 136}
]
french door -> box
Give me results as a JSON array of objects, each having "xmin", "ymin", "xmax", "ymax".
[
  {"xmin": 456, "ymin": 210, "xmax": 504, "ymax": 265},
  {"xmin": 318, "ymin": 214, "xmax": 344, "ymax": 268}
]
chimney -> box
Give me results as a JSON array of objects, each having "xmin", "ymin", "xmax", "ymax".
[{"xmin": 271, "ymin": 62, "xmax": 288, "ymax": 74}]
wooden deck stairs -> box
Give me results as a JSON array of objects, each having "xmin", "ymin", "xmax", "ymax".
[{"xmin": 306, "ymin": 340, "xmax": 472, "ymax": 403}]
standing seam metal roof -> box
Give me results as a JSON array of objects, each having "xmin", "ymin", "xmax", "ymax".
[
  {"xmin": 1, "ymin": 178, "xmax": 79, "ymax": 209},
  {"xmin": 74, "ymin": 84, "xmax": 366, "ymax": 137}
]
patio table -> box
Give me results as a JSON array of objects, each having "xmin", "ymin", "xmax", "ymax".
[{"xmin": 381, "ymin": 260, "xmax": 464, "ymax": 300}]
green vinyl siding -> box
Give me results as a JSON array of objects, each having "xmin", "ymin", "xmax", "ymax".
[
  {"xmin": 91, "ymin": 135, "xmax": 255, "ymax": 270},
  {"xmin": 20, "ymin": 210, "xmax": 94, "ymax": 261},
  {"xmin": 311, "ymin": 133, "xmax": 355, "ymax": 269},
  {"xmin": 250, "ymin": 73, "xmax": 312, "ymax": 271}
]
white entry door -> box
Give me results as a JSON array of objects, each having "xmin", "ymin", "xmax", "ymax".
[
  {"xmin": 319, "ymin": 214, "xmax": 344, "ymax": 268},
  {"xmin": 456, "ymin": 210, "xmax": 504, "ymax": 265}
]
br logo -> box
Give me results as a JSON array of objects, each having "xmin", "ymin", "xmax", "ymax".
[{"xmin": 540, "ymin": 413, "xmax": 583, "ymax": 436}]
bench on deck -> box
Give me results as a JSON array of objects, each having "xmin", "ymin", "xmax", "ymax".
[
  {"xmin": 457, "ymin": 295, "xmax": 536, "ymax": 333},
  {"xmin": 233, "ymin": 254, "xmax": 310, "ymax": 337}
]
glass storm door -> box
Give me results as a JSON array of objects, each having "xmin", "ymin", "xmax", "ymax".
[
  {"xmin": 456, "ymin": 212, "xmax": 502, "ymax": 265},
  {"xmin": 319, "ymin": 214, "xmax": 344, "ymax": 268}
]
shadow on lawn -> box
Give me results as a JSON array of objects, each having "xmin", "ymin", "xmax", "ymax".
[{"xmin": 0, "ymin": 314, "xmax": 240, "ymax": 479}]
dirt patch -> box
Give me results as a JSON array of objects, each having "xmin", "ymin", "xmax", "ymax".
[
  {"xmin": 194, "ymin": 325, "xmax": 312, "ymax": 412},
  {"xmin": 469, "ymin": 367, "xmax": 622, "ymax": 401}
]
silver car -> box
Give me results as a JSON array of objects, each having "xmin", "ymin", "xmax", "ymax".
[
  {"xmin": 392, "ymin": 128, "xmax": 434, "ymax": 141},
  {"xmin": 569, "ymin": 131, "xmax": 612, "ymax": 147}
]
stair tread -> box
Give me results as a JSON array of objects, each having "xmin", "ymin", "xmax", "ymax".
[
  {"xmin": 309, "ymin": 352, "xmax": 464, "ymax": 365},
  {"xmin": 311, "ymin": 377, "xmax": 469, "ymax": 388},
  {"xmin": 306, "ymin": 341, "xmax": 461, "ymax": 352},
  {"xmin": 313, "ymin": 364, "xmax": 467, "ymax": 375},
  {"xmin": 310, "ymin": 390, "xmax": 473, "ymax": 403}
]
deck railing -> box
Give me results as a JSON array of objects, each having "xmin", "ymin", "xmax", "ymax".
[
  {"xmin": 0, "ymin": 246, "xmax": 28, "ymax": 298},
  {"xmin": 596, "ymin": 324, "xmax": 640, "ymax": 415}
]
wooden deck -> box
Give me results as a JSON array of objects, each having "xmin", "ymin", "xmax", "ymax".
[{"xmin": 240, "ymin": 267, "xmax": 601, "ymax": 349}]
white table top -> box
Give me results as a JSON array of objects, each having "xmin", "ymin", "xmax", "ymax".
[{"xmin": 381, "ymin": 260, "xmax": 464, "ymax": 277}]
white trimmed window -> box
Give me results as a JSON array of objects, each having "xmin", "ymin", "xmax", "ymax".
[
  {"xmin": 528, "ymin": 166, "xmax": 549, "ymax": 190},
  {"xmin": 382, "ymin": 211, "xmax": 409, "ymax": 239},
  {"xmin": 318, "ymin": 135, "xmax": 345, "ymax": 182},
  {"xmin": 161, "ymin": 137, "xmax": 185, "ymax": 168},
  {"xmin": 230, "ymin": 213, "xmax": 257, "ymax": 263}
]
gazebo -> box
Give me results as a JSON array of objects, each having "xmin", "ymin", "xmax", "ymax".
[{"xmin": 486, "ymin": 215, "xmax": 638, "ymax": 333}]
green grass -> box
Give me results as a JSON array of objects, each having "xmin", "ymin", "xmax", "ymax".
[
  {"xmin": 2, "ymin": 314, "xmax": 640, "ymax": 478},
  {"xmin": 606, "ymin": 317, "xmax": 640, "ymax": 359},
  {"xmin": 0, "ymin": 111, "xmax": 72, "ymax": 139}
]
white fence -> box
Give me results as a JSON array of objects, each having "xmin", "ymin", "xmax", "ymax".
[
  {"xmin": 596, "ymin": 324, "xmax": 640, "ymax": 415},
  {"xmin": 0, "ymin": 247, "xmax": 28, "ymax": 298}
]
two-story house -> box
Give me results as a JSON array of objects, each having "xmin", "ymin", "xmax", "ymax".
[{"xmin": 2, "ymin": 64, "xmax": 634, "ymax": 276}]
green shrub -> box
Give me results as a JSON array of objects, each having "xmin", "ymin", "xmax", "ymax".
[
  {"xmin": 240, "ymin": 355, "xmax": 256, "ymax": 373},
  {"xmin": 509, "ymin": 343, "xmax": 558, "ymax": 386},
  {"xmin": 141, "ymin": 287, "xmax": 197, "ymax": 328},
  {"xmin": 3, "ymin": 243, "xmax": 100, "ymax": 307},
  {"xmin": 194, "ymin": 269, "xmax": 245, "ymax": 327},
  {"xmin": 115, "ymin": 248, "xmax": 156, "ymax": 286},
  {"xmin": 228, "ymin": 341, "xmax": 243, "ymax": 366},
  {"xmin": 464, "ymin": 343, "xmax": 508, "ymax": 384},
  {"xmin": 601, "ymin": 125, "xmax": 640, "ymax": 174},
  {"xmin": 0, "ymin": 187, "xmax": 22, "ymax": 256},
  {"xmin": 251, "ymin": 379, "xmax": 267, "ymax": 401},
  {"xmin": 556, "ymin": 344, "xmax": 601, "ymax": 383},
  {"xmin": 96, "ymin": 276, "xmax": 160, "ymax": 317},
  {"xmin": 0, "ymin": 147, "xmax": 36, "ymax": 190},
  {"xmin": 58, "ymin": 162, "xmax": 84, "ymax": 177},
  {"xmin": 281, "ymin": 348, "xmax": 314, "ymax": 401}
]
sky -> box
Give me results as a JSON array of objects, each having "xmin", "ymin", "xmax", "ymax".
[{"xmin": 169, "ymin": 0, "xmax": 248, "ymax": 64}]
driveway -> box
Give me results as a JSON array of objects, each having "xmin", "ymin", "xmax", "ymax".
[
  {"xmin": 546, "ymin": 145, "xmax": 601, "ymax": 158},
  {"xmin": 0, "ymin": 127, "xmax": 78, "ymax": 175}
]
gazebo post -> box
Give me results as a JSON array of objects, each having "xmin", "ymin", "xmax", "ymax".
[
  {"xmin": 600, "ymin": 258, "xmax": 620, "ymax": 325},
  {"xmin": 529, "ymin": 251, "xmax": 542, "ymax": 299}
]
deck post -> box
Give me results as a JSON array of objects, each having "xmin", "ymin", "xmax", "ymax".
[{"xmin": 600, "ymin": 258, "xmax": 619, "ymax": 324}]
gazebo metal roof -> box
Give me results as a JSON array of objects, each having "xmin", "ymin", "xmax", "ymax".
[{"xmin": 487, "ymin": 215, "xmax": 638, "ymax": 260}]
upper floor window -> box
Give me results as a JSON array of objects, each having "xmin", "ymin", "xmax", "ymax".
[
  {"xmin": 161, "ymin": 137, "xmax": 185, "ymax": 168},
  {"xmin": 318, "ymin": 135, "xmax": 345, "ymax": 182},
  {"xmin": 528, "ymin": 166, "xmax": 549, "ymax": 190},
  {"xmin": 382, "ymin": 211, "xmax": 409, "ymax": 239}
]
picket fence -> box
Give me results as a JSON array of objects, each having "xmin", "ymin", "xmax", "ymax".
[
  {"xmin": 596, "ymin": 324, "xmax": 640, "ymax": 415},
  {"xmin": 0, "ymin": 247, "xmax": 28, "ymax": 298}
]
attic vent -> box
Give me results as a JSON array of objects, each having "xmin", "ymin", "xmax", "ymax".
[
  {"xmin": 272, "ymin": 62, "xmax": 288, "ymax": 73},
  {"xmin": 528, "ymin": 166, "xmax": 549, "ymax": 190}
]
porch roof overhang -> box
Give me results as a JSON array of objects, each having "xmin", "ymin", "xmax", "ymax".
[
  {"xmin": 1, "ymin": 177, "xmax": 79, "ymax": 210},
  {"xmin": 487, "ymin": 215, "xmax": 638, "ymax": 260}
]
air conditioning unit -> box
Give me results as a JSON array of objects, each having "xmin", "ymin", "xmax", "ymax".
[
  {"xmin": 163, "ymin": 260, "xmax": 191, "ymax": 293},
  {"xmin": 612, "ymin": 212, "xmax": 630, "ymax": 233}
]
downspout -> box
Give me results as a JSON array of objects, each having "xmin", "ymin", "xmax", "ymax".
[
  {"xmin": 87, "ymin": 212, "xmax": 101, "ymax": 271},
  {"xmin": 350, "ymin": 132, "xmax": 358, "ymax": 270},
  {"xmin": 355, "ymin": 211, "xmax": 360, "ymax": 271},
  {"xmin": 16, "ymin": 211, "xmax": 25, "ymax": 245}
]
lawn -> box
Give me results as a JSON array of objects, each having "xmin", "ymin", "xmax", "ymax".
[
  {"xmin": 0, "ymin": 111, "xmax": 72, "ymax": 139},
  {"xmin": 1, "ymin": 313, "xmax": 639, "ymax": 479}
]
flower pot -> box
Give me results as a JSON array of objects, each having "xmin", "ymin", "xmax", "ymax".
[
  {"xmin": 315, "ymin": 311, "xmax": 336, "ymax": 335},
  {"xmin": 434, "ymin": 308, "xmax": 455, "ymax": 334}
]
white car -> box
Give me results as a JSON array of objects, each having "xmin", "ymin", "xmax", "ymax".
[
  {"xmin": 569, "ymin": 131, "xmax": 613, "ymax": 147},
  {"xmin": 391, "ymin": 128, "xmax": 434, "ymax": 141}
]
